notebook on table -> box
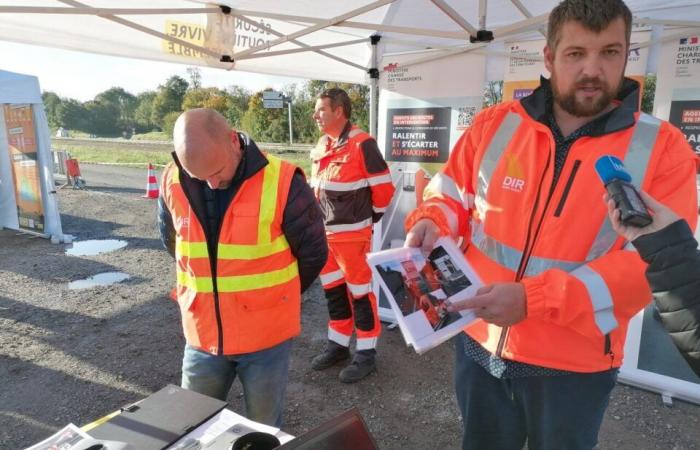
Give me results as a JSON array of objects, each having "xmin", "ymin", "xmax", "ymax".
[{"xmin": 89, "ymin": 384, "xmax": 227, "ymax": 450}]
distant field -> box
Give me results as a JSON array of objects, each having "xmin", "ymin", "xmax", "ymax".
[{"xmin": 52, "ymin": 137, "xmax": 313, "ymax": 175}]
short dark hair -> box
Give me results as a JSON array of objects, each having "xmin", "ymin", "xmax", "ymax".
[
  {"xmin": 319, "ymin": 88, "xmax": 351, "ymax": 119},
  {"xmin": 547, "ymin": 0, "xmax": 632, "ymax": 51}
]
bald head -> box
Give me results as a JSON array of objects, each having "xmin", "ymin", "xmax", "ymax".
[{"xmin": 173, "ymin": 108, "xmax": 242, "ymax": 189}]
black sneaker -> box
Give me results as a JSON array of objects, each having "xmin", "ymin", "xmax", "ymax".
[
  {"xmin": 339, "ymin": 351, "xmax": 376, "ymax": 383},
  {"xmin": 311, "ymin": 341, "xmax": 350, "ymax": 370}
]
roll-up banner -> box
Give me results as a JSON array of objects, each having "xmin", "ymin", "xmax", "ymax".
[
  {"xmin": 3, "ymin": 104, "xmax": 45, "ymax": 233},
  {"xmin": 375, "ymin": 51, "xmax": 485, "ymax": 320},
  {"xmin": 622, "ymin": 31, "xmax": 700, "ymax": 405}
]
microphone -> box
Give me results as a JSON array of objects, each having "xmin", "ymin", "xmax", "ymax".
[{"xmin": 594, "ymin": 155, "xmax": 652, "ymax": 228}]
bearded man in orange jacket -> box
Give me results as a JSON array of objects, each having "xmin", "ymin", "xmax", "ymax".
[
  {"xmin": 405, "ymin": 1, "xmax": 697, "ymax": 448},
  {"xmin": 310, "ymin": 88, "xmax": 395, "ymax": 383}
]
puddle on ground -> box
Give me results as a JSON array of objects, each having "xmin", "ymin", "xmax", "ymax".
[
  {"xmin": 65, "ymin": 239, "xmax": 128, "ymax": 256},
  {"xmin": 68, "ymin": 272, "xmax": 130, "ymax": 290}
]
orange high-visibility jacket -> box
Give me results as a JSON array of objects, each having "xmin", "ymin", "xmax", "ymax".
[
  {"xmin": 407, "ymin": 89, "xmax": 698, "ymax": 372},
  {"xmin": 162, "ymin": 154, "xmax": 301, "ymax": 355},
  {"xmin": 311, "ymin": 122, "xmax": 395, "ymax": 240}
]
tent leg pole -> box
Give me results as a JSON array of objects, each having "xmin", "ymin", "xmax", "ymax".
[{"xmin": 369, "ymin": 34, "xmax": 381, "ymax": 137}]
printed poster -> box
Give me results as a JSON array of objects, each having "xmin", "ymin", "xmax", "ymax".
[
  {"xmin": 3, "ymin": 104, "xmax": 44, "ymax": 232},
  {"xmin": 656, "ymin": 33, "xmax": 700, "ymax": 156}
]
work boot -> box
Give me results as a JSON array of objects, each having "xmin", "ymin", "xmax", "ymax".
[
  {"xmin": 311, "ymin": 341, "xmax": 350, "ymax": 370},
  {"xmin": 339, "ymin": 349, "xmax": 376, "ymax": 383}
]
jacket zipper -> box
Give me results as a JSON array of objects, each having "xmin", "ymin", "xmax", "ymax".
[
  {"xmin": 495, "ymin": 146, "xmax": 553, "ymax": 358},
  {"xmin": 604, "ymin": 334, "xmax": 615, "ymax": 367},
  {"xmin": 553, "ymin": 160, "xmax": 581, "ymax": 217}
]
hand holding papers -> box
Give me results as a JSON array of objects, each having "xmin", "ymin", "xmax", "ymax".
[{"xmin": 368, "ymin": 237, "xmax": 483, "ymax": 354}]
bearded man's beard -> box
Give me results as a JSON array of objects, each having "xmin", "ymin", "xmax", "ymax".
[{"xmin": 551, "ymin": 74, "xmax": 623, "ymax": 117}]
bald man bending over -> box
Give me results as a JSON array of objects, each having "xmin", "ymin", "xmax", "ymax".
[{"xmin": 158, "ymin": 108, "xmax": 327, "ymax": 427}]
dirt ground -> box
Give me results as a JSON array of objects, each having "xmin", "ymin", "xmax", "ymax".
[{"xmin": 1, "ymin": 164, "xmax": 700, "ymax": 450}]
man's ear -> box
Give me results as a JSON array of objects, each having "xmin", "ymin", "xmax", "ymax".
[
  {"xmin": 543, "ymin": 45, "xmax": 554, "ymax": 73},
  {"xmin": 230, "ymin": 129, "xmax": 239, "ymax": 147}
]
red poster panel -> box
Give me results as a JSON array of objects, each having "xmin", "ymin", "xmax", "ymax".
[{"xmin": 4, "ymin": 104, "xmax": 44, "ymax": 232}]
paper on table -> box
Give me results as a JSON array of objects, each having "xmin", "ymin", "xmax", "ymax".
[
  {"xmin": 168, "ymin": 409, "xmax": 294, "ymax": 449},
  {"xmin": 23, "ymin": 423, "xmax": 91, "ymax": 450}
]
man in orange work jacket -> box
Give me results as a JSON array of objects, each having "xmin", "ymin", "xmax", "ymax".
[
  {"xmin": 158, "ymin": 108, "xmax": 327, "ymax": 427},
  {"xmin": 310, "ymin": 88, "xmax": 395, "ymax": 383},
  {"xmin": 405, "ymin": 1, "xmax": 697, "ymax": 449}
]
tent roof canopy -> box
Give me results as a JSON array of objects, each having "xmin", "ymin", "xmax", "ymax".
[
  {"xmin": 0, "ymin": 69, "xmax": 42, "ymax": 104},
  {"xmin": 1, "ymin": 1, "xmax": 700, "ymax": 84}
]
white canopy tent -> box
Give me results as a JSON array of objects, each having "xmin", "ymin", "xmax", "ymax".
[{"xmin": 0, "ymin": 69, "xmax": 65, "ymax": 241}]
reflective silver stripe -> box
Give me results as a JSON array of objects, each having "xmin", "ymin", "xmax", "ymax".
[
  {"xmin": 367, "ymin": 173, "xmax": 393, "ymax": 186},
  {"xmin": 435, "ymin": 202, "xmax": 459, "ymax": 235},
  {"xmin": 476, "ymin": 112, "xmax": 522, "ymax": 219},
  {"xmin": 425, "ymin": 172, "xmax": 462, "ymax": 204},
  {"xmin": 314, "ymin": 178, "xmax": 369, "ymax": 191},
  {"xmin": 570, "ymin": 265, "xmax": 619, "ymax": 335},
  {"xmin": 347, "ymin": 282, "xmax": 371, "ymax": 297},
  {"xmin": 356, "ymin": 337, "xmax": 378, "ymax": 350},
  {"xmin": 586, "ymin": 113, "xmax": 661, "ymax": 260},
  {"xmin": 471, "ymin": 222, "xmax": 582, "ymax": 275},
  {"xmin": 373, "ymin": 205, "xmax": 387, "ymax": 213},
  {"xmin": 348, "ymin": 128, "xmax": 364, "ymax": 138},
  {"xmin": 328, "ymin": 328, "xmax": 351, "ymax": 346},
  {"xmin": 320, "ymin": 270, "xmax": 344, "ymax": 286},
  {"xmin": 326, "ymin": 218, "xmax": 373, "ymax": 233}
]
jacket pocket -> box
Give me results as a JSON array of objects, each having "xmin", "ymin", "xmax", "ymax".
[{"xmin": 553, "ymin": 160, "xmax": 581, "ymax": 217}]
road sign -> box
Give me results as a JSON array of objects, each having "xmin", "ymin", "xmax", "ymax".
[
  {"xmin": 262, "ymin": 90, "xmax": 283, "ymax": 100},
  {"xmin": 263, "ymin": 99, "xmax": 284, "ymax": 109}
]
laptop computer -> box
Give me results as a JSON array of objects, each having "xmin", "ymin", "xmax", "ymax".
[
  {"xmin": 89, "ymin": 384, "xmax": 227, "ymax": 450},
  {"xmin": 277, "ymin": 408, "xmax": 379, "ymax": 450}
]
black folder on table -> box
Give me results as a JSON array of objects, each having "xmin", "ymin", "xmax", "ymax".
[{"xmin": 89, "ymin": 384, "xmax": 227, "ymax": 450}]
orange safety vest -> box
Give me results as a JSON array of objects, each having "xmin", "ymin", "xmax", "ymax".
[
  {"xmin": 311, "ymin": 124, "xmax": 395, "ymax": 240},
  {"xmin": 162, "ymin": 154, "xmax": 301, "ymax": 355},
  {"xmin": 408, "ymin": 100, "xmax": 698, "ymax": 372}
]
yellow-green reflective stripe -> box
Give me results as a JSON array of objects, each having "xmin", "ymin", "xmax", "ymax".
[
  {"xmin": 259, "ymin": 156, "xmax": 281, "ymax": 244},
  {"xmin": 217, "ymin": 262, "xmax": 299, "ymax": 293},
  {"xmin": 178, "ymin": 236, "xmax": 291, "ymax": 260},
  {"xmin": 218, "ymin": 235, "xmax": 290, "ymax": 260},
  {"xmin": 177, "ymin": 271, "xmax": 214, "ymax": 293},
  {"xmin": 177, "ymin": 262, "xmax": 298, "ymax": 294},
  {"xmin": 177, "ymin": 241, "xmax": 209, "ymax": 258}
]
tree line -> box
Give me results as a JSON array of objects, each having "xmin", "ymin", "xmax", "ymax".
[
  {"xmin": 42, "ymin": 68, "xmax": 369, "ymax": 143},
  {"xmin": 42, "ymin": 67, "xmax": 656, "ymax": 143}
]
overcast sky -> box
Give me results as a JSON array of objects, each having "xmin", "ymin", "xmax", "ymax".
[{"xmin": 1, "ymin": 41, "xmax": 305, "ymax": 101}]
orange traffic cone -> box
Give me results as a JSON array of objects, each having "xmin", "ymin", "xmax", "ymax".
[{"xmin": 143, "ymin": 163, "xmax": 159, "ymax": 199}]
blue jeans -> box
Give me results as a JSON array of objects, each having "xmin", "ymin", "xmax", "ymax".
[
  {"xmin": 181, "ymin": 339, "xmax": 292, "ymax": 427},
  {"xmin": 455, "ymin": 338, "xmax": 618, "ymax": 450}
]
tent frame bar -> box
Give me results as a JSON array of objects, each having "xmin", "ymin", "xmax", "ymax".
[
  {"xmin": 235, "ymin": 14, "xmax": 364, "ymax": 70},
  {"xmin": 239, "ymin": 38, "xmax": 368, "ymax": 60},
  {"xmin": 55, "ymin": 0, "xmax": 223, "ymax": 61},
  {"xmin": 430, "ymin": 0, "xmax": 478, "ymax": 35},
  {"xmin": 232, "ymin": 0, "xmax": 395, "ymax": 60}
]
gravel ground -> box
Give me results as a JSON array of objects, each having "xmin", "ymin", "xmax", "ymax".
[{"xmin": 1, "ymin": 164, "xmax": 699, "ymax": 450}]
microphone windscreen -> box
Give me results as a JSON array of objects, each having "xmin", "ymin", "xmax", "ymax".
[{"xmin": 594, "ymin": 155, "xmax": 632, "ymax": 185}]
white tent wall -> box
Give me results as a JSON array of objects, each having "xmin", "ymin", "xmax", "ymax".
[{"xmin": 0, "ymin": 69, "xmax": 65, "ymax": 242}]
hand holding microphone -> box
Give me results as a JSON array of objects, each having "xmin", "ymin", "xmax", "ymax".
[
  {"xmin": 595, "ymin": 155, "xmax": 652, "ymax": 228},
  {"xmin": 606, "ymin": 190, "xmax": 681, "ymax": 242}
]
